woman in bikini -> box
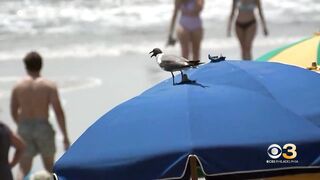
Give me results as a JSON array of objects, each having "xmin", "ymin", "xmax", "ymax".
[
  {"xmin": 168, "ymin": 0, "xmax": 204, "ymax": 61},
  {"xmin": 227, "ymin": 0, "xmax": 268, "ymax": 60}
]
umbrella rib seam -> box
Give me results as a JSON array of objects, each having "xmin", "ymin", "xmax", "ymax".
[
  {"xmin": 185, "ymin": 81, "xmax": 194, "ymax": 153},
  {"xmin": 226, "ymin": 62, "xmax": 319, "ymax": 128},
  {"xmin": 226, "ymin": 62, "xmax": 277, "ymax": 100}
]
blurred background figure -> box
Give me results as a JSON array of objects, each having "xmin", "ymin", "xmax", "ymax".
[
  {"xmin": 227, "ymin": 0, "xmax": 268, "ymax": 60},
  {"xmin": 10, "ymin": 52, "xmax": 70, "ymax": 180},
  {"xmin": 0, "ymin": 121, "xmax": 25, "ymax": 180},
  {"xmin": 168, "ymin": 0, "xmax": 204, "ymax": 61}
]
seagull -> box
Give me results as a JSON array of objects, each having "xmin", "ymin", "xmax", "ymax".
[{"xmin": 149, "ymin": 48, "xmax": 203, "ymax": 85}]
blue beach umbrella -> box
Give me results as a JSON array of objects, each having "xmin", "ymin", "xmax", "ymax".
[{"xmin": 54, "ymin": 61, "xmax": 320, "ymax": 180}]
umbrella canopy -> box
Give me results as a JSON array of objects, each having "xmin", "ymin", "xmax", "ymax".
[
  {"xmin": 54, "ymin": 61, "xmax": 320, "ymax": 180},
  {"xmin": 257, "ymin": 33, "xmax": 320, "ymax": 69}
]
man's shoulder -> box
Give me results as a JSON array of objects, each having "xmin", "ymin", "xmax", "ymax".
[
  {"xmin": 37, "ymin": 78, "xmax": 58, "ymax": 92},
  {"xmin": 14, "ymin": 77, "xmax": 57, "ymax": 90},
  {"xmin": 14, "ymin": 77, "xmax": 31, "ymax": 89},
  {"xmin": 39, "ymin": 78, "xmax": 56, "ymax": 87}
]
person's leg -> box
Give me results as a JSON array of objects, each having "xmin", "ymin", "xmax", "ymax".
[
  {"xmin": 17, "ymin": 122, "xmax": 36, "ymax": 180},
  {"xmin": 190, "ymin": 28, "xmax": 203, "ymax": 61},
  {"xmin": 243, "ymin": 22, "xmax": 257, "ymax": 60},
  {"xmin": 41, "ymin": 155, "xmax": 55, "ymax": 173},
  {"xmin": 36, "ymin": 122, "xmax": 56, "ymax": 172},
  {"xmin": 235, "ymin": 24, "xmax": 246, "ymax": 60},
  {"xmin": 17, "ymin": 156, "xmax": 33, "ymax": 180},
  {"xmin": 177, "ymin": 26, "xmax": 190, "ymax": 59}
]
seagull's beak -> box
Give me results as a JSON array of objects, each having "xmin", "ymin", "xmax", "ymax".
[{"xmin": 149, "ymin": 50, "xmax": 155, "ymax": 58}]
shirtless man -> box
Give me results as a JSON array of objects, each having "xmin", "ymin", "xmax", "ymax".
[{"xmin": 10, "ymin": 51, "xmax": 70, "ymax": 180}]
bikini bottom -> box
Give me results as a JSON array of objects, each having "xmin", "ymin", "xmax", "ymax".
[
  {"xmin": 236, "ymin": 19, "xmax": 256, "ymax": 30},
  {"xmin": 179, "ymin": 15, "xmax": 202, "ymax": 32}
]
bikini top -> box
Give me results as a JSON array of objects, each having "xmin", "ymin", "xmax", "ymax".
[
  {"xmin": 180, "ymin": 0, "xmax": 196, "ymax": 13},
  {"xmin": 236, "ymin": 0, "xmax": 256, "ymax": 12}
]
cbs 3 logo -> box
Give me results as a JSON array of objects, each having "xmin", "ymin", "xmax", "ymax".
[{"xmin": 267, "ymin": 144, "xmax": 297, "ymax": 159}]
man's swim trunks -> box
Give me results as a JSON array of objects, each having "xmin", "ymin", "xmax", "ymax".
[{"xmin": 18, "ymin": 120, "xmax": 56, "ymax": 157}]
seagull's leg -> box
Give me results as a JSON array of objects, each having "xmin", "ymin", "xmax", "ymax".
[
  {"xmin": 171, "ymin": 72, "xmax": 175, "ymax": 85},
  {"xmin": 180, "ymin": 70, "xmax": 188, "ymax": 83},
  {"xmin": 179, "ymin": 71, "xmax": 196, "ymax": 84},
  {"xmin": 180, "ymin": 70, "xmax": 184, "ymax": 76},
  {"xmin": 180, "ymin": 70, "xmax": 186, "ymax": 83}
]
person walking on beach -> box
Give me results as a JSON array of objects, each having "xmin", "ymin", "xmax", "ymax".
[
  {"xmin": 227, "ymin": 0, "xmax": 268, "ymax": 60},
  {"xmin": 10, "ymin": 52, "xmax": 70, "ymax": 179},
  {"xmin": 0, "ymin": 121, "xmax": 25, "ymax": 180},
  {"xmin": 168, "ymin": 0, "xmax": 204, "ymax": 61}
]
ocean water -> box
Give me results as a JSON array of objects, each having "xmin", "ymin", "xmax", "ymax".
[{"xmin": 0, "ymin": 0, "xmax": 319, "ymax": 61}]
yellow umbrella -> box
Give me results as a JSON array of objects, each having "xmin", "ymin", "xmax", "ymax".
[{"xmin": 257, "ymin": 32, "xmax": 320, "ymax": 70}]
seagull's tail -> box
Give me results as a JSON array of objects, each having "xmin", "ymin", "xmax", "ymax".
[{"xmin": 188, "ymin": 61, "xmax": 205, "ymax": 68}]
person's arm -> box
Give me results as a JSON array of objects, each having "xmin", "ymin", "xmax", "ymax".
[
  {"xmin": 167, "ymin": 0, "xmax": 180, "ymax": 46},
  {"xmin": 8, "ymin": 128, "xmax": 25, "ymax": 168},
  {"xmin": 257, "ymin": 0, "xmax": 268, "ymax": 36},
  {"xmin": 50, "ymin": 84, "xmax": 70, "ymax": 150},
  {"xmin": 10, "ymin": 87, "xmax": 19, "ymax": 124},
  {"xmin": 194, "ymin": 0, "xmax": 204, "ymax": 14},
  {"xmin": 227, "ymin": 0, "xmax": 236, "ymax": 37}
]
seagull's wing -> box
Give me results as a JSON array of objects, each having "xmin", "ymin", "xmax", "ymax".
[
  {"xmin": 186, "ymin": 60, "xmax": 205, "ymax": 66},
  {"xmin": 161, "ymin": 54, "xmax": 189, "ymax": 63},
  {"xmin": 162, "ymin": 54, "xmax": 203, "ymax": 66},
  {"xmin": 160, "ymin": 54, "xmax": 191, "ymax": 71}
]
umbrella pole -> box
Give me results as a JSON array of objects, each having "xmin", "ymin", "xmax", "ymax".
[{"xmin": 190, "ymin": 155, "xmax": 198, "ymax": 180}]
